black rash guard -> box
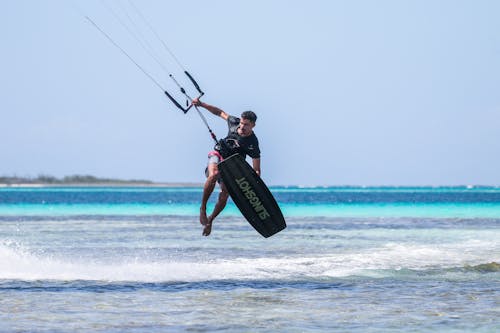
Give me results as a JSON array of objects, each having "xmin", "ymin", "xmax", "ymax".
[{"xmin": 217, "ymin": 115, "xmax": 260, "ymax": 159}]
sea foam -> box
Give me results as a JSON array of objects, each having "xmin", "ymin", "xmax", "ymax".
[{"xmin": 1, "ymin": 240, "xmax": 496, "ymax": 282}]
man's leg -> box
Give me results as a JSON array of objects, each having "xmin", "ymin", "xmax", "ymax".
[
  {"xmin": 200, "ymin": 162, "xmax": 218, "ymax": 226},
  {"xmin": 203, "ymin": 183, "xmax": 229, "ymax": 236}
]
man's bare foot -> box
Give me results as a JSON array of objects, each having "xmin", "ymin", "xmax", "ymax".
[
  {"xmin": 202, "ymin": 222, "xmax": 212, "ymax": 236},
  {"xmin": 199, "ymin": 207, "xmax": 208, "ymax": 226},
  {"xmin": 202, "ymin": 215, "xmax": 214, "ymax": 236}
]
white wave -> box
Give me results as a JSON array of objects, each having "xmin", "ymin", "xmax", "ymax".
[{"xmin": 0, "ymin": 241, "xmax": 497, "ymax": 282}]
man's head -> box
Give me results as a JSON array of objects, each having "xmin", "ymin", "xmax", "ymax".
[{"xmin": 238, "ymin": 111, "xmax": 257, "ymax": 137}]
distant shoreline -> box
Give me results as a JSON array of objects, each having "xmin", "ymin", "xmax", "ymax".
[
  {"xmin": 1, "ymin": 176, "xmax": 498, "ymax": 189},
  {"xmin": 0, "ymin": 183, "xmax": 203, "ymax": 188},
  {"xmin": 0, "ymin": 175, "xmax": 202, "ymax": 188}
]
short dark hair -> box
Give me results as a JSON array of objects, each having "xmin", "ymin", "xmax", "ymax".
[{"xmin": 241, "ymin": 110, "xmax": 257, "ymax": 123}]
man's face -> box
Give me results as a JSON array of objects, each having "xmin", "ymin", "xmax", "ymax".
[{"xmin": 238, "ymin": 118, "xmax": 255, "ymax": 137}]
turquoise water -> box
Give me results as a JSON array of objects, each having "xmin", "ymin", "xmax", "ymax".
[
  {"xmin": 0, "ymin": 186, "xmax": 499, "ymax": 332},
  {"xmin": 1, "ymin": 186, "xmax": 499, "ymax": 218},
  {"xmin": 1, "ymin": 202, "xmax": 498, "ymax": 218}
]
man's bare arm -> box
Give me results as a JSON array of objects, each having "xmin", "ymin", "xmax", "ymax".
[
  {"xmin": 192, "ymin": 98, "xmax": 229, "ymax": 120},
  {"xmin": 252, "ymin": 158, "xmax": 261, "ymax": 177}
]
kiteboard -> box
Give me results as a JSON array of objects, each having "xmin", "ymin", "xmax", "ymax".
[{"xmin": 218, "ymin": 154, "xmax": 286, "ymax": 238}]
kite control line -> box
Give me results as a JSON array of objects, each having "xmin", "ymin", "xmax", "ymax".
[
  {"xmin": 85, "ymin": 15, "xmax": 165, "ymax": 93},
  {"xmin": 82, "ymin": 3, "xmax": 214, "ymax": 142}
]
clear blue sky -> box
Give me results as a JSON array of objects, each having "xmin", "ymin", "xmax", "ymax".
[{"xmin": 1, "ymin": 0, "xmax": 499, "ymax": 186}]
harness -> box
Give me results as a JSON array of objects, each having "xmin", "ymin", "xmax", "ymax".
[{"xmin": 215, "ymin": 137, "xmax": 240, "ymax": 159}]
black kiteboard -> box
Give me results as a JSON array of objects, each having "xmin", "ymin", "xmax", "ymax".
[{"xmin": 218, "ymin": 154, "xmax": 286, "ymax": 238}]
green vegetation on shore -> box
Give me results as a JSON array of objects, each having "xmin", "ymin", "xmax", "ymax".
[{"xmin": 0, "ymin": 174, "xmax": 153, "ymax": 185}]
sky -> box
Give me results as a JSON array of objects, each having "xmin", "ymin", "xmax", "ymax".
[{"xmin": 1, "ymin": 0, "xmax": 499, "ymax": 186}]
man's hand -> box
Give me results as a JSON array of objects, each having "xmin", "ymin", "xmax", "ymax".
[{"xmin": 192, "ymin": 98, "xmax": 202, "ymax": 107}]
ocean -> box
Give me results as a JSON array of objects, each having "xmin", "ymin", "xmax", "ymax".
[{"xmin": 0, "ymin": 186, "xmax": 499, "ymax": 332}]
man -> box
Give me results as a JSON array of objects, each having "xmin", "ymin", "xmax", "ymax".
[{"xmin": 192, "ymin": 98, "xmax": 261, "ymax": 236}]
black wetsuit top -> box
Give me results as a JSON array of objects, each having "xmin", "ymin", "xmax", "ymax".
[{"xmin": 217, "ymin": 115, "xmax": 260, "ymax": 159}]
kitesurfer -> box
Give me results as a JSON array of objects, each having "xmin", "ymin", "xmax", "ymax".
[{"xmin": 192, "ymin": 98, "xmax": 261, "ymax": 236}]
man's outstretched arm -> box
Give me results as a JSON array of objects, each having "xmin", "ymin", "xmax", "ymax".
[{"xmin": 192, "ymin": 98, "xmax": 229, "ymax": 120}]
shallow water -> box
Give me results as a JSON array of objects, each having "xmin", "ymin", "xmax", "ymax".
[{"xmin": 0, "ymin": 187, "xmax": 499, "ymax": 332}]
